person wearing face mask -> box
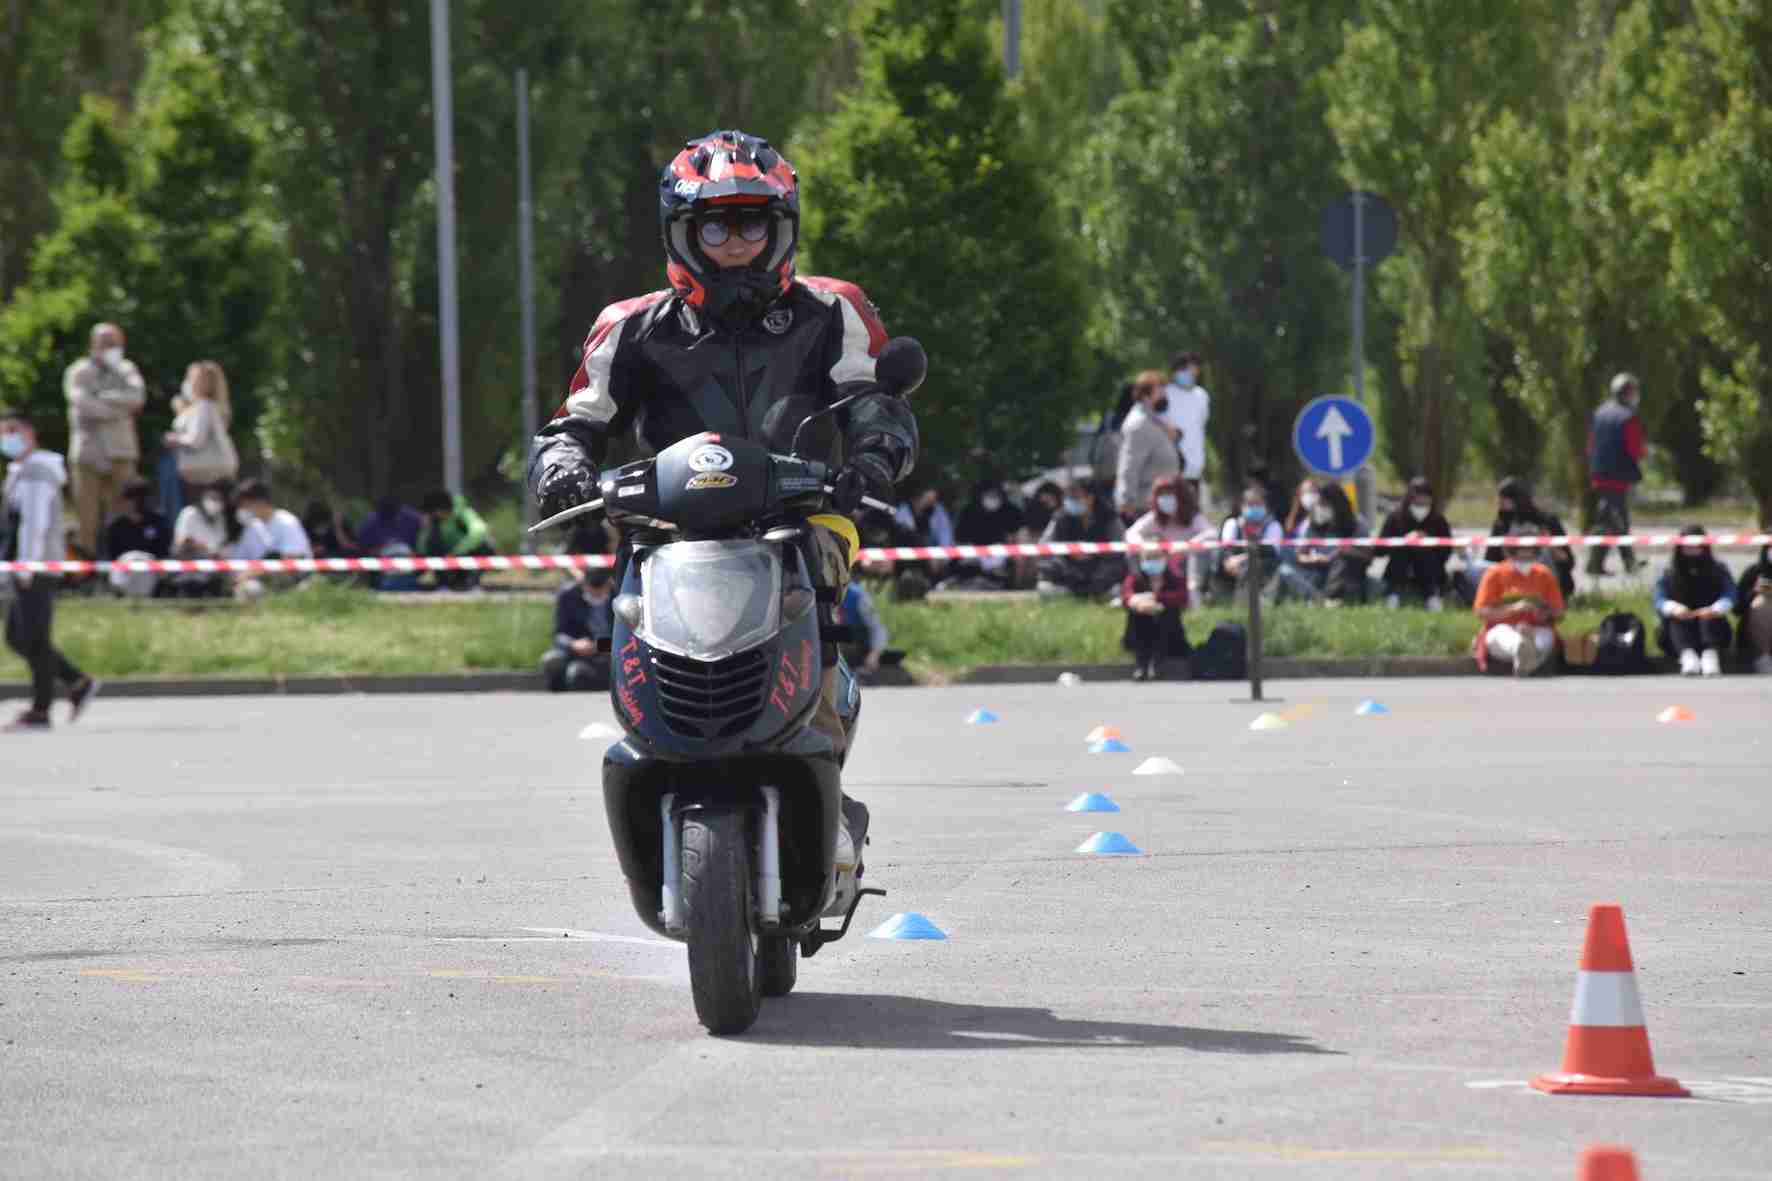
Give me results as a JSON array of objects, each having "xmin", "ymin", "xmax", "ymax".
[
  {"xmin": 1378, "ymin": 475, "xmax": 1453, "ymax": 610},
  {"xmin": 1126, "ymin": 474, "xmax": 1212, "ymax": 596},
  {"xmin": 952, "ymin": 479, "xmax": 1025, "ymax": 588},
  {"xmin": 1459, "ymin": 476, "xmax": 1575, "ymax": 604},
  {"xmin": 542, "ymin": 568, "xmax": 616, "ymax": 691},
  {"xmin": 162, "ymin": 361, "xmax": 239, "ymax": 507},
  {"xmin": 1472, "ymin": 525, "xmax": 1565, "ymax": 676},
  {"xmin": 1279, "ymin": 480, "xmax": 1368, "ymax": 604},
  {"xmin": 2, "ymin": 408, "xmax": 100, "ymax": 731},
  {"xmin": 1037, "ymin": 479, "xmax": 1125, "ymax": 598},
  {"xmin": 1585, "ymin": 371, "xmax": 1646, "ymax": 576},
  {"xmin": 1115, "ymin": 370, "xmax": 1181, "ymax": 524},
  {"xmin": 1732, "ymin": 544, "xmax": 1772, "ymax": 675},
  {"xmin": 171, "ymin": 481, "xmax": 241, "ymax": 597},
  {"xmin": 1652, "ymin": 527, "xmax": 1735, "ymax": 677},
  {"xmin": 1120, "ymin": 547, "xmax": 1190, "ymax": 681},
  {"xmin": 62, "ymin": 322, "xmax": 146, "ymax": 557},
  {"xmin": 1161, "ymin": 351, "xmax": 1210, "ymax": 501},
  {"xmin": 1210, "ymin": 479, "xmax": 1283, "ymax": 602}
]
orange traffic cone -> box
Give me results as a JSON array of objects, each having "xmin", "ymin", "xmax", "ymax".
[
  {"xmin": 1532, "ymin": 904, "xmax": 1688, "ymax": 1096},
  {"xmin": 1578, "ymin": 1144, "xmax": 1641, "ymax": 1180}
]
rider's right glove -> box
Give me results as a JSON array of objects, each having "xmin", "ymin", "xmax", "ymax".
[
  {"xmin": 537, "ymin": 459, "xmax": 600, "ymax": 521},
  {"xmin": 830, "ymin": 450, "xmax": 896, "ymax": 516}
]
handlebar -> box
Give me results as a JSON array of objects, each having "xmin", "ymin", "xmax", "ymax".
[{"xmin": 528, "ymin": 488, "xmax": 891, "ymax": 535}]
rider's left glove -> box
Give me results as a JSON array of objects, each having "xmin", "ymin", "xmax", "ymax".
[{"xmin": 830, "ymin": 450, "xmax": 895, "ymax": 516}]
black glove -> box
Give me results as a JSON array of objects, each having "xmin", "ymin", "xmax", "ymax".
[
  {"xmin": 537, "ymin": 460, "xmax": 599, "ymax": 521},
  {"xmin": 830, "ymin": 450, "xmax": 895, "ymax": 515}
]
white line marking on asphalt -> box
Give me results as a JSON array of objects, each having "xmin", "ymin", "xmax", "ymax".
[
  {"xmin": 519, "ymin": 926, "xmax": 681, "ymax": 949},
  {"xmin": 1, "ymin": 830, "xmax": 241, "ymax": 895}
]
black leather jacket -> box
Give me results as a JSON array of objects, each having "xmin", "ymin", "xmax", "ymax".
[{"xmin": 531, "ymin": 276, "xmax": 918, "ymax": 496}]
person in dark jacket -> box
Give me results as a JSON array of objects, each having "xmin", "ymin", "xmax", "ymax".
[
  {"xmin": 1038, "ymin": 479, "xmax": 1125, "ymax": 598},
  {"xmin": 1652, "ymin": 527, "xmax": 1735, "ymax": 676},
  {"xmin": 1734, "ymin": 544, "xmax": 1772, "ymax": 674},
  {"xmin": 1586, "ymin": 372, "xmax": 1646, "ymax": 575},
  {"xmin": 541, "ymin": 568, "xmax": 615, "ymax": 691},
  {"xmin": 1379, "ymin": 475, "xmax": 1453, "ymax": 609},
  {"xmin": 950, "ymin": 478, "xmax": 1023, "ymax": 587},
  {"xmin": 302, "ymin": 499, "xmax": 359, "ymax": 561},
  {"xmin": 1458, "ymin": 476, "xmax": 1575, "ymax": 602},
  {"xmin": 1121, "ymin": 548, "xmax": 1190, "ymax": 680},
  {"xmin": 103, "ymin": 478, "xmax": 172, "ymax": 560},
  {"xmin": 1277, "ymin": 480, "xmax": 1368, "ymax": 604}
]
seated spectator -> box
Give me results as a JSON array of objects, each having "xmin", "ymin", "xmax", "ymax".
[
  {"xmin": 355, "ymin": 495, "xmax": 425, "ymax": 591},
  {"xmin": 1037, "ymin": 480, "xmax": 1125, "ymax": 599},
  {"xmin": 1734, "ymin": 544, "xmax": 1772, "ymax": 675},
  {"xmin": 1473, "ymin": 526, "xmax": 1565, "ymax": 677},
  {"xmin": 169, "ymin": 481, "xmax": 238, "ymax": 598},
  {"xmin": 1457, "ymin": 476, "xmax": 1575, "ymax": 603},
  {"xmin": 1125, "ymin": 473, "xmax": 1212, "ymax": 596},
  {"xmin": 947, "ymin": 479, "xmax": 1024, "ymax": 588},
  {"xmin": 542, "ymin": 568, "xmax": 614, "ymax": 691},
  {"xmin": 1121, "ymin": 547, "xmax": 1190, "ymax": 681},
  {"xmin": 895, "ymin": 484, "xmax": 954, "ymax": 584},
  {"xmin": 303, "ymin": 499, "xmax": 360, "ymax": 560},
  {"xmin": 1207, "ymin": 478, "xmax": 1282, "ymax": 602},
  {"xmin": 1277, "ymin": 480, "xmax": 1368, "ymax": 604},
  {"xmin": 1021, "ymin": 479, "xmax": 1063, "ymax": 538},
  {"xmin": 856, "ymin": 506, "xmax": 931, "ymax": 601},
  {"xmin": 232, "ymin": 479, "xmax": 313, "ymax": 598},
  {"xmin": 838, "ymin": 579, "xmax": 894, "ymax": 680},
  {"xmin": 566, "ymin": 515, "xmax": 621, "ymax": 560},
  {"xmin": 104, "ymin": 478, "xmax": 171, "ymax": 561},
  {"xmin": 1379, "ymin": 475, "xmax": 1452, "ymax": 610},
  {"xmin": 1653, "ymin": 527, "xmax": 1734, "ymax": 677},
  {"xmin": 1114, "ymin": 370, "xmax": 1181, "ymax": 525},
  {"xmin": 420, "ymin": 489, "xmax": 494, "ymax": 591}
]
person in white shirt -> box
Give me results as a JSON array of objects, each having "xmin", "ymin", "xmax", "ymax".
[
  {"xmin": 232, "ymin": 479, "xmax": 312, "ymax": 562},
  {"xmin": 1160, "ymin": 351, "xmax": 1210, "ymax": 496},
  {"xmin": 1210, "ymin": 478, "xmax": 1283, "ymax": 602},
  {"xmin": 172, "ymin": 481, "xmax": 239, "ymax": 598}
]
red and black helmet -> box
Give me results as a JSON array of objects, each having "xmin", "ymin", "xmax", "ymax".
[{"xmin": 659, "ymin": 130, "xmax": 799, "ymax": 324}]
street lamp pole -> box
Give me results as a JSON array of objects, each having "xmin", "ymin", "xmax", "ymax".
[{"xmin": 430, "ymin": 0, "xmax": 463, "ymax": 494}]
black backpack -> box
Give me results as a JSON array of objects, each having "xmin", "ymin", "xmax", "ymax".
[
  {"xmin": 1592, "ymin": 611, "xmax": 1649, "ymax": 675},
  {"xmin": 1191, "ymin": 621, "xmax": 1248, "ymax": 681}
]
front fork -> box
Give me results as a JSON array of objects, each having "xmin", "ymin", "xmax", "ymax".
[{"xmin": 657, "ymin": 787, "xmax": 785, "ymax": 936}]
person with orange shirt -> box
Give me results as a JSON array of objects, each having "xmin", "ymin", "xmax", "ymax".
[{"xmin": 1472, "ymin": 525, "xmax": 1566, "ymax": 676}]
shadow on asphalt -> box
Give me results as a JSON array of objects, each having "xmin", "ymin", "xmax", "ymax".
[{"xmin": 746, "ymin": 993, "xmax": 1339, "ymax": 1054}]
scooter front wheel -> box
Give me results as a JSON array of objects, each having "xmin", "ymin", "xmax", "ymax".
[
  {"xmin": 757, "ymin": 934, "xmax": 797, "ymax": 997},
  {"xmin": 681, "ymin": 809, "xmax": 761, "ymax": 1035}
]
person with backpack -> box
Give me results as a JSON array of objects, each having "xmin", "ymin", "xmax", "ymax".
[
  {"xmin": 1472, "ymin": 526, "xmax": 1565, "ymax": 677},
  {"xmin": 1734, "ymin": 544, "xmax": 1772, "ymax": 675},
  {"xmin": 1653, "ymin": 527, "xmax": 1735, "ymax": 677}
]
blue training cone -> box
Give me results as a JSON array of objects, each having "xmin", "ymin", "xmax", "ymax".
[
  {"xmin": 1066, "ymin": 792, "xmax": 1121, "ymax": 814},
  {"xmin": 867, "ymin": 912, "xmax": 948, "ymax": 941},
  {"xmin": 965, "ymin": 708, "xmax": 1000, "ymax": 725},
  {"xmin": 1088, "ymin": 738, "xmax": 1133, "ymax": 754},
  {"xmin": 1354, "ymin": 699, "xmax": 1390, "ymax": 717},
  {"xmin": 1076, "ymin": 831, "xmax": 1141, "ymax": 855}
]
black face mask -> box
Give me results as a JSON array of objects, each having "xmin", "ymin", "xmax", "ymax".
[{"xmin": 1151, "ymin": 396, "xmax": 1170, "ymax": 414}]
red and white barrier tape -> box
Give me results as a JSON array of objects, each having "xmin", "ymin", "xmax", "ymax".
[{"xmin": 1, "ymin": 532, "xmax": 1766, "ymax": 576}]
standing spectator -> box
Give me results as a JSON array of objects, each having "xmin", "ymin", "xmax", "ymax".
[
  {"xmin": 303, "ymin": 499, "xmax": 359, "ymax": 561},
  {"xmin": 63, "ymin": 322, "xmax": 145, "ymax": 557},
  {"xmin": 541, "ymin": 568, "xmax": 614, "ymax": 692},
  {"xmin": 2, "ymin": 408, "xmax": 98, "ymax": 731},
  {"xmin": 1162, "ymin": 351, "xmax": 1210, "ymax": 505},
  {"xmin": 1125, "ymin": 473, "xmax": 1212, "ymax": 596},
  {"xmin": 1472, "ymin": 526, "xmax": 1565, "ymax": 677},
  {"xmin": 1121, "ymin": 547, "xmax": 1190, "ymax": 681},
  {"xmin": 1037, "ymin": 479, "xmax": 1125, "ymax": 598},
  {"xmin": 103, "ymin": 478, "xmax": 172, "ymax": 560},
  {"xmin": 1652, "ymin": 527, "xmax": 1734, "ymax": 677},
  {"xmin": 162, "ymin": 361, "xmax": 239, "ymax": 503},
  {"xmin": 951, "ymin": 479, "xmax": 1024, "ymax": 588},
  {"xmin": 1379, "ymin": 476, "xmax": 1452, "ymax": 610},
  {"xmin": 1459, "ymin": 477, "xmax": 1575, "ymax": 603},
  {"xmin": 1209, "ymin": 479, "xmax": 1282, "ymax": 602},
  {"xmin": 1586, "ymin": 371, "xmax": 1646, "ymax": 576},
  {"xmin": 1734, "ymin": 544, "xmax": 1772, "ymax": 675},
  {"xmin": 839, "ymin": 579, "xmax": 891, "ymax": 680},
  {"xmin": 420, "ymin": 489, "xmax": 493, "ymax": 591},
  {"xmin": 1115, "ymin": 370, "xmax": 1181, "ymax": 523},
  {"xmin": 170, "ymin": 481, "xmax": 238, "ymax": 597}
]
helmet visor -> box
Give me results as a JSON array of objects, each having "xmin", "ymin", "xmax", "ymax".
[{"xmin": 696, "ymin": 210, "xmax": 772, "ymax": 248}]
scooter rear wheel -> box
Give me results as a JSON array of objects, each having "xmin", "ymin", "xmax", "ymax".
[{"xmin": 681, "ymin": 809, "xmax": 761, "ymax": 1035}]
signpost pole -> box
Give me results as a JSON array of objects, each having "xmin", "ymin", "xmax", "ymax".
[
  {"xmin": 1246, "ymin": 533, "xmax": 1264, "ymax": 702},
  {"xmin": 516, "ymin": 68, "xmax": 537, "ymax": 549},
  {"xmin": 1352, "ymin": 191, "xmax": 1373, "ymax": 532}
]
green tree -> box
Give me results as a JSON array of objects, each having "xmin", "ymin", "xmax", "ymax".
[
  {"xmin": 795, "ymin": 0, "xmax": 1088, "ymax": 483},
  {"xmin": 1640, "ymin": 0, "xmax": 1772, "ymax": 525},
  {"xmin": 1324, "ymin": 0, "xmax": 1550, "ymax": 499},
  {"xmin": 1080, "ymin": 3, "xmax": 1352, "ymax": 493}
]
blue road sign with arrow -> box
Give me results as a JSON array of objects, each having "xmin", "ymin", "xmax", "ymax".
[{"xmin": 1293, "ymin": 395, "xmax": 1375, "ymax": 478}]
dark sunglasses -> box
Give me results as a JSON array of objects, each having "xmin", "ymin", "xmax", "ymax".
[{"xmin": 695, "ymin": 210, "xmax": 771, "ymax": 248}]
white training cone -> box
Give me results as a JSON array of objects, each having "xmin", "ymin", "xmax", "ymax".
[
  {"xmin": 1248, "ymin": 712, "xmax": 1289, "ymax": 732},
  {"xmin": 1056, "ymin": 672, "xmax": 1082, "ymax": 688},
  {"xmin": 1132, "ymin": 757, "xmax": 1183, "ymax": 777}
]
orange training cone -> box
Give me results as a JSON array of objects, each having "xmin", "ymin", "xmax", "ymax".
[
  {"xmin": 1531, "ymin": 904, "xmax": 1688, "ymax": 1097},
  {"xmin": 1577, "ymin": 1145, "xmax": 1641, "ymax": 1180},
  {"xmin": 1656, "ymin": 706, "xmax": 1694, "ymax": 724}
]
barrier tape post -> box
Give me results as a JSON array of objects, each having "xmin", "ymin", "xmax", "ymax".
[{"xmin": 1245, "ymin": 536, "xmax": 1265, "ymax": 702}]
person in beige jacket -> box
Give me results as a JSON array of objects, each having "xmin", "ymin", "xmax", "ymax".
[
  {"xmin": 1114, "ymin": 369, "xmax": 1181, "ymax": 524},
  {"xmin": 63, "ymin": 321, "xmax": 145, "ymax": 555},
  {"xmin": 163, "ymin": 360, "xmax": 239, "ymax": 494}
]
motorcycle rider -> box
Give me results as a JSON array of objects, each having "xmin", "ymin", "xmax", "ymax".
[{"xmin": 529, "ymin": 130, "xmax": 919, "ymax": 882}]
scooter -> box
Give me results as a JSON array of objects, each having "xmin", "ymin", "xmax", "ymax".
[{"xmin": 533, "ymin": 337, "xmax": 925, "ymax": 1035}]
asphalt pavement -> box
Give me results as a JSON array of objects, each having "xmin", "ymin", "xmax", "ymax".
[{"xmin": 2, "ymin": 677, "xmax": 1768, "ymax": 1179}]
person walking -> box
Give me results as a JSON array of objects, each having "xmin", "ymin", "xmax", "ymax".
[
  {"xmin": 63, "ymin": 322, "xmax": 145, "ymax": 557},
  {"xmin": 2, "ymin": 408, "xmax": 99, "ymax": 731},
  {"xmin": 1586, "ymin": 371, "xmax": 1646, "ymax": 576}
]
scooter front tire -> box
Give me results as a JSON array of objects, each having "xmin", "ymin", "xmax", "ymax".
[{"xmin": 681, "ymin": 809, "xmax": 762, "ymax": 1035}]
